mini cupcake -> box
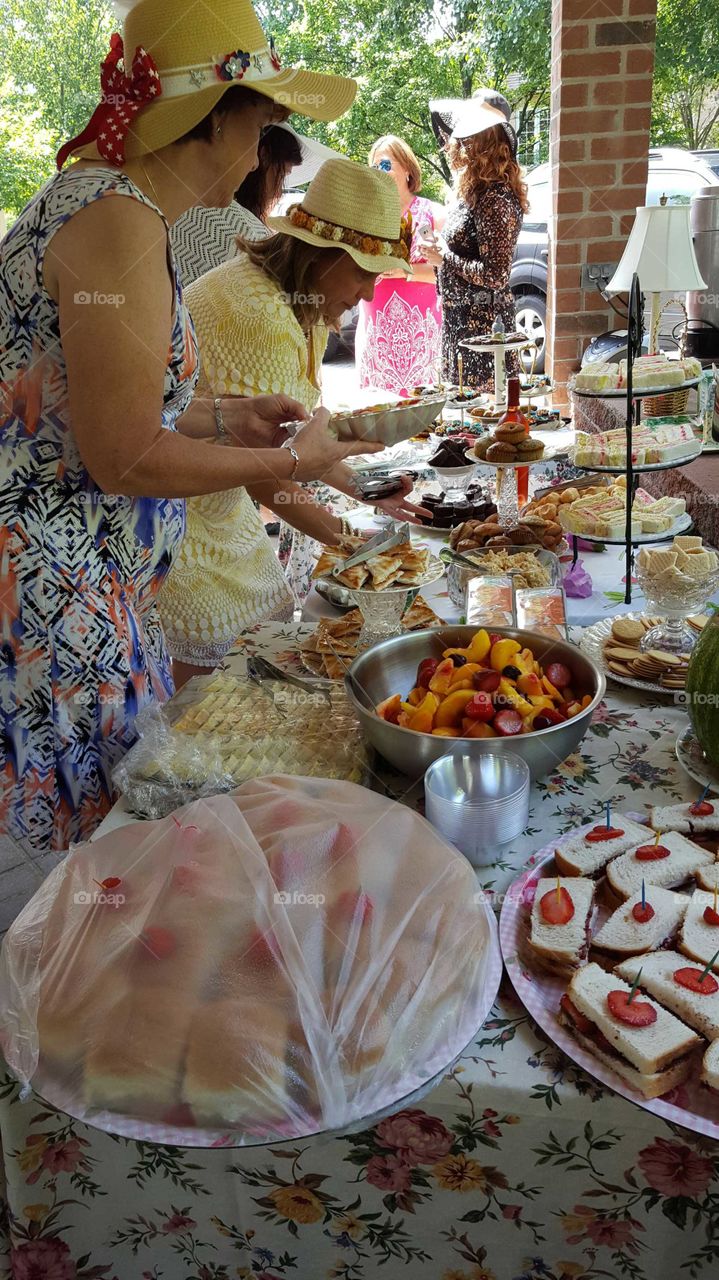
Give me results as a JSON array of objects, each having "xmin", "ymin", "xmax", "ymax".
[
  {"xmin": 472, "ymin": 434, "xmax": 492, "ymax": 459},
  {"xmin": 493, "ymin": 422, "xmax": 526, "ymax": 445},
  {"xmin": 486, "ymin": 441, "xmax": 518, "ymax": 463},
  {"xmin": 515, "ymin": 436, "xmax": 545, "ymax": 460}
]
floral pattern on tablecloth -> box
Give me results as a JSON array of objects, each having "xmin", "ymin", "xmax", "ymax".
[{"xmin": 2, "ymin": 626, "xmax": 719, "ymax": 1278}]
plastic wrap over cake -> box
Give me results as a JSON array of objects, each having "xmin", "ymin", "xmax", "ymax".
[{"xmin": 0, "ymin": 779, "xmax": 499, "ymax": 1143}]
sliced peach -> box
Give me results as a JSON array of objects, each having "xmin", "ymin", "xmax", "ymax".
[
  {"xmin": 407, "ymin": 686, "xmax": 424, "ymax": 707},
  {"xmin": 397, "ymin": 711, "xmax": 411, "ymax": 728},
  {"xmin": 448, "ymin": 662, "xmax": 482, "ymax": 687},
  {"xmin": 498, "ymin": 678, "xmax": 532, "ymax": 717},
  {"xmin": 464, "ymin": 721, "xmax": 497, "ymax": 738},
  {"xmin": 565, "ymin": 701, "xmax": 582, "ymax": 718},
  {"xmin": 428, "ymin": 657, "xmax": 455, "ymax": 696},
  {"xmin": 446, "ymin": 676, "xmax": 476, "ymax": 692},
  {"xmin": 434, "ymin": 688, "xmax": 477, "ymax": 728},
  {"xmin": 580, "ymin": 693, "xmax": 593, "ymax": 708},
  {"xmin": 432, "ymin": 726, "xmax": 459, "ymax": 737},
  {"xmin": 490, "ymin": 638, "xmax": 522, "ymax": 672},
  {"xmin": 465, "ymin": 629, "xmax": 491, "ymax": 663},
  {"xmin": 542, "ymin": 675, "xmax": 562, "ymax": 701},
  {"xmin": 517, "ymin": 672, "xmax": 543, "ymax": 696},
  {"xmin": 407, "ymin": 691, "xmax": 440, "ymax": 733},
  {"xmin": 528, "ymin": 694, "xmax": 554, "ymax": 710},
  {"xmin": 515, "ymin": 647, "xmax": 535, "ymax": 674},
  {"xmin": 376, "ymin": 694, "xmax": 402, "ymax": 723}
]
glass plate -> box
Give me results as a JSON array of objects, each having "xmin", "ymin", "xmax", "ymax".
[
  {"xmin": 579, "ymin": 614, "xmax": 681, "ymax": 695},
  {"xmin": 676, "ymin": 724, "xmax": 719, "ymax": 794}
]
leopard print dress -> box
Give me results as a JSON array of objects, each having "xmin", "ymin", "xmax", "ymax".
[{"xmin": 437, "ymin": 182, "xmax": 523, "ymax": 390}]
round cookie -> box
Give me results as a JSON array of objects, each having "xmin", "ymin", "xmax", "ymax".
[{"xmin": 611, "ymin": 618, "xmax": 644, "ymax": 644}]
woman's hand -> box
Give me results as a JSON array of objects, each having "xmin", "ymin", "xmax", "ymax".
[
  {"xmin": 422, "ymin": 235, "xmax": 447, "ymax": 268},
  {"xmin": 222, "ymin": 393, "xmax": 309, "ymax": 448},
  {"xmin": 292, "ymin": 407, "xmax": 384, "ymax": 481},
  {"xmin": 373, "ymin": 475, "xmax": 432, "ymax": 524}
]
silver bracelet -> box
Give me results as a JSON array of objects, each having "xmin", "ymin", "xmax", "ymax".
[
  {"xmin": 213, "ymin": 397, "xmax": 227, "ymax": 440},
  {"xmin": 281, "ymin": 439, "xmax": 300, "ymax": 479}
]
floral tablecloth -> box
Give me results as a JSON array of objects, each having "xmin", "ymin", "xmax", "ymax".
[{"xmin": 3, "ymin": 648, "xmax": 719, "ymax": 1278}]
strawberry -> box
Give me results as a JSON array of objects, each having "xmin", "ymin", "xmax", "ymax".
[
  {"xmin": 493, "ymin": 709, "xmax": 523, "ymax": 736},
  {"xmin": 689, "ymin": 800, "xmax": 715, "ymax": 817},
  {"xmin": 546, "ymin": 661, "xmax": 571, "ymax": 689},
  {"xmin": 472, "ymin": 668, "xmax": 501, "ymax": 693},
  {"xmin": 540, "ymin": 887, "xmax": 575, "ymax": 925},
  {"xmin": 465, "ymin": 692, "xmax": 494, "ymax": 722},
  {"xmin": 559, "ymin": 993, "xmax": 591, "ymax": 1033},
  {"xmin": 607, "ymin": 990, "xmax": 657, "ymax": 1026},
  {"xmin": 703, "ymin": 906, "xmax": 719, "ymax": 927},
  {"xmin": 585, "ymin": 826, "xmax": 625, "ymax": 843},
  {"xmin": 139, "ymin": 925, "xmax": 176, "ymax": 960},
  {"xmin": 673, "ymin": 967, "xmax": 719, "ymax": 995},
  {"xmin": 635, "ymin": 843, "xmax": 670, "ymax": 861},
  {"xmin": 632, "ymin": 902, "xmax": 655, "ymax": 923}
]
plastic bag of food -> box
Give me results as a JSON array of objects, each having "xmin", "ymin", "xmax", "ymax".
[
  {"xmin": 0, "ymin": 778, "xmax": 499, "ymax": 1142},
  {"xmin": 114, "ymin": 674, "xmax": 369, "ymax": 817}
]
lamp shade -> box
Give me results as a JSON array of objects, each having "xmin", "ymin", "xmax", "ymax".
[{"xmin": 606, "ymin": 203, "xmax": 707, "ymax": 294}]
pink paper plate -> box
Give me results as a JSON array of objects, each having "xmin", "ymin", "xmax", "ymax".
[{"xmin": 499, "ymin": 819, "xmax": 719, "ymax": 1138}]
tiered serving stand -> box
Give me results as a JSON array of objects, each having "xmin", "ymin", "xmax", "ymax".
[{"xmin": 568, "ymin": 275, "xmax": 701, "ymax": 604}]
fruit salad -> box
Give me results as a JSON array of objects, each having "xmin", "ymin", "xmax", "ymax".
[{"xmin": 375, "ymin": 630, "xmax": 593, "ymax": 738}]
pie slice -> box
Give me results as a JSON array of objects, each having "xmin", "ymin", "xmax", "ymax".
[{"xmin": 368, "ymin": 555, "xmax": 403, "ymax": 588}]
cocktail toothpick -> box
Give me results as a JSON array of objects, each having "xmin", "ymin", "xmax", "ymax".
[
  {"xmin": 699, "ymin": 949, "xmax": 719, "ymax": 984},
  {"xmin": 693, "ymin": 783, "xmax": 711, "ymax": 809},
  {"xmin": 714, "ymin": 881, "xmax": 718, "ymax": 915},
  {"xmin": 626, "ymin": 967, "xmax": 643, "ymax": 1004},
  {"xmin": 641, "ymin": 878, "xmax": 646, "ymax": 911},
  {"xmin": 606, "ymin": 801, "xmax": 611, "ymax": 829},
  {"xmin": 556, "ymin": 875, "xmax": 562, "ymax": 905},
  {"xmin": 654, "ymin": 830, "xmax": 662, "ymax": 846}
]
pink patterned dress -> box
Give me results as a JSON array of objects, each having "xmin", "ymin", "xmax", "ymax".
[{"xmin": 356, "ymin": 195, "xmax": 442, "ymax": 394}]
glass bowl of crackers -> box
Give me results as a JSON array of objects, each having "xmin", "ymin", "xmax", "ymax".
[{"xmin": 635, "ymin": 536, "xmax": 719, "ymax": 656}]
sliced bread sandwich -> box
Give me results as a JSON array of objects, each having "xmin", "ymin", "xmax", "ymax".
[
  {"xmin": 605, "ymin": 831, "xmax": 714, "ymax": 901},
  {"xmin": 695, "ymin": 863, "xmax": 719, "ymax": 893},
  {"xmin": 557, "ymin": 962, "xmax": 701, "ymax": 1098},
  {"xmin": 554, "ymin": 816, "xmax": 653, "ymax": 878},
  {"xmin": 679, "ymin": 890, "xmax": 719, "ymax": 971},
  {"xmin": 650, "ymin": 800, "xmax": 719, "ymax": 836},
  {"xmin": 529, "ymin": 877, "xmax": 594, "ymax": 977},
  {"xmin": 617, "ymin": 950, "xmax": 719, "ymax": 1042},
  {"xmin": 701, "ymin": 1039, "xmax": 719, "ymax": 1091},
  {"xmin": 591, "ymin": 887, "xmax": 689, "ymax": 963}
]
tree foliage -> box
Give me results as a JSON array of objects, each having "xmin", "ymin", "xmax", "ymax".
[
  {"xmin": 0, "ymin": 80, "xmax": 55, "ymax": 216},
  {"xmin": 652, "ymin": 0, "xmax": 719, "ymax": 150}
]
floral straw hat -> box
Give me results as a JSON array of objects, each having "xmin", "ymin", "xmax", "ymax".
[
  {"xmin": 56, "ymin": 0, "xmax": 356, "ymax": 168},
  {"xmin": 267, "ymin": 158, "xmax": 413, "ymax": 275}
]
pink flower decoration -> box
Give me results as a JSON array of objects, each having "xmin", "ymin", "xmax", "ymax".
[
  {"xmin": 162, "ymin": 1212, "xmax": 197, "ymax": 1234},
  {"xmin": 585, "ymin": 1216, "xmax": 636, "ymax": 1248},
  {"xmin": 41, "ymin": 1140, "xmax": 83, "ymax": 1174},
  {"xmin": 501, "ymin": 1203, "xmax": 522, "ymax": 1219},
  {"xmin": 638, "ymin": 1138, "xmax": 714, "ymax": 1198},
  {"xmin": 376, "ymin": 1109, "xmax": 454, "ymax": 1163},
  {"xmin": 366, "ymin": 1153, "xmax": 412, "ymax": 1192},
  {"xmin": 11, "ymin": 1238, "xmax": 76, "ymax": 1280}
]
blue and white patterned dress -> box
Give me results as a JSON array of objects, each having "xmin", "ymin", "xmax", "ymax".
[{"xmin": 0, "ymin": 167, "xmax": 199, "ymax": 851}]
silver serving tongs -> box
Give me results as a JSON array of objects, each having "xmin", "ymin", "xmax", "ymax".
[
  {"xmin": 246, "ymin": 654, "xmax": 331, "ymax": 704},
  {"xmin": 330, "ymin": 522, "xmax": 410, "ymax": 579}
]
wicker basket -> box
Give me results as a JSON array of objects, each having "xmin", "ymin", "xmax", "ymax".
[{"xmin": 643, "ymin": 387, "xmax": 691, "ymax": 416}]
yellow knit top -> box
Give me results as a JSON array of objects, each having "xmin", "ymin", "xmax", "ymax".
[{"xmin": 158, "ymin": 253, "xmax": 328, "ymax": 666}]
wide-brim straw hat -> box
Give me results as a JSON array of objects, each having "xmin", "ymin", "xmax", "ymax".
[
  {"xmin": 67, "ymin": 0, "xmax": 356, "ymax": 163},
  {"xmin": 267, "ymin": 158, "xmax": 412, "ymax": 275}
]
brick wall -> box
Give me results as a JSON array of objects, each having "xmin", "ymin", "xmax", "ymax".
[{"xmin": 546, "ymin": 0, "xmax": 658, "ymax": 404}]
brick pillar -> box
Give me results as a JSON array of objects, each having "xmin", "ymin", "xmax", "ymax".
[{"xmin": 546, "ymin": 0, "xmax": 657, "ymax": 405}]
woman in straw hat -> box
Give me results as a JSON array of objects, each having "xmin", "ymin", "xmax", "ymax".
[
  {"xmin": 0, "ymin": 0, "xmax": 377, "ymax": 851},
  {"xmin": 422, "ymin": 101, "xmax": 529, "ymax": 389},
  {"xmin": 356, "ymin": 135, "xmax": 445, "ymax": 394},
  {"xmin": 159, "ymin": 158, "xmax": 431, "ymax": 684}
]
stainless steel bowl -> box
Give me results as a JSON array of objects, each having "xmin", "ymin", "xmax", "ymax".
[{"xmin": 345, "ymin": 625, "xmax": 605, "ymax": 781}]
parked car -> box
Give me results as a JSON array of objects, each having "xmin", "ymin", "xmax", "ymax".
[
  {"xmin": 693, "ymin": 149, "xmax": 719, "ymax": 178},
  {"xmin": 511, "ymin": 148, "xmax": 719, "ymax": 372}
]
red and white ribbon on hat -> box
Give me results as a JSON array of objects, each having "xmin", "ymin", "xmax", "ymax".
[{"xmin": 56, "ymin": 33, "xmax": 162, "ymax": 169}]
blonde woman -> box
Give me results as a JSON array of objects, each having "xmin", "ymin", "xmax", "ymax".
[
  {"xmin": 356, "ymin": 135, "xmax": 445, "ymax": 393},
  {"xmin": 0, "ymin": 0, "xmax": 371, "ymax": 851},
  {"xmin": 159, "ymin": 159, "xmax": 430, "ymax": 685}
]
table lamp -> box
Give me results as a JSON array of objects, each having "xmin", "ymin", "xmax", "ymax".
[{"xmin": 606, "ymin": 198, "xmax": 707, "ymax": 353}]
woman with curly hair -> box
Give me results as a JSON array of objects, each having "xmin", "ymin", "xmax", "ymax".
[{"xmin": 423, "ymin": 103, "xmax": 529, "ymax": 390}]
